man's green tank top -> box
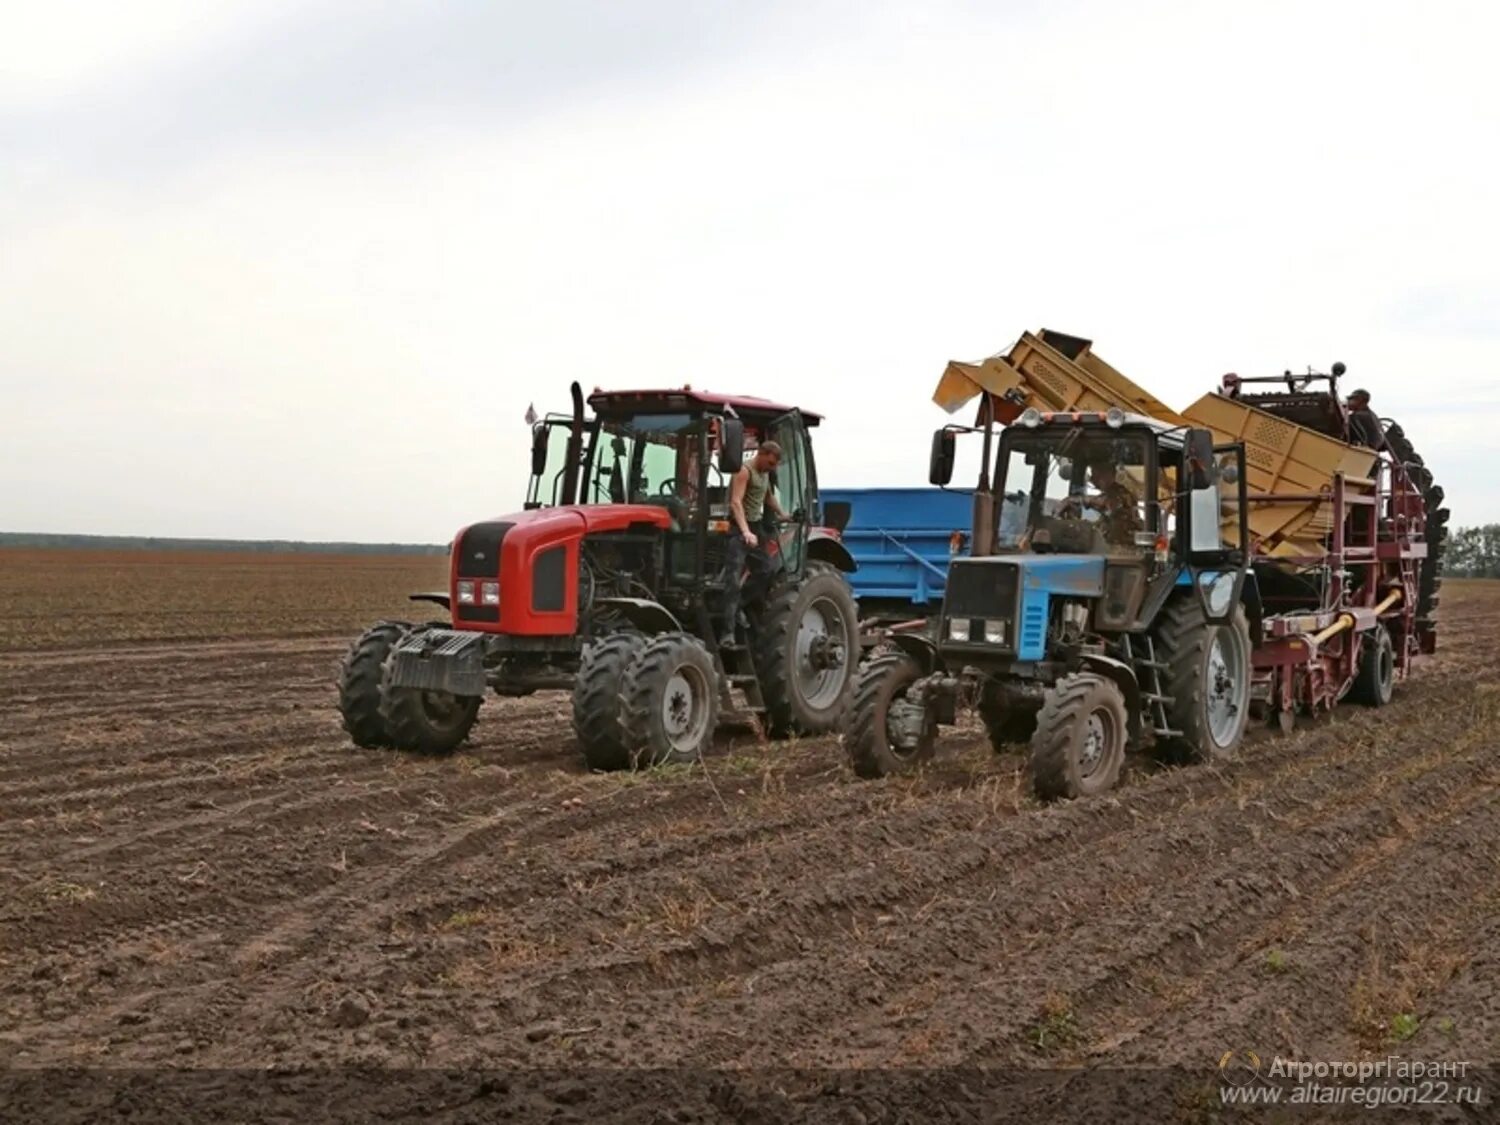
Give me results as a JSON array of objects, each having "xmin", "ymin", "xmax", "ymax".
[{"xmin": 743, "ymin": 464, "xmax": 771, "ymax": 522}]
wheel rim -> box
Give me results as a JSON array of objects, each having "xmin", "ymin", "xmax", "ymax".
[
  {"xmin": 795, "ymin": 596, "xmax": 851, "ymax": 710},
  {"xmin": 419, "ymin": 691, "xmax": 470, "ymax": 733},
  {"xmin": 1205, "ymin": 625, "xmax": 1248, "ymax": 747},
  {"xmin": 661, "ymin": 664, "xmax": 711, "ymax": 754},
  {"xmin": 1079, "ymin": 707, "xmax": 1114, "ymax": 778},
  {"xmin": 884, "ymin": 688, "xmax": 928, "ymax": 760}
]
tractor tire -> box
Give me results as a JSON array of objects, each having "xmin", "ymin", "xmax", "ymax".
[
  {"xmin": 378, "ymin": 632, "xmax": 481, "ymax": 755},
  {"xmin": 754, "ymin": 566, "xmax": 859, "ymax": 738},
  {"xmin": 1028, "ymin": 672, "xmax": 1128, "ymax": 801},
  {"xmin": 620, "ymin": 633, "xmax": 719, "ymax": 767},
  {"xmin": 843, "ymin": 652, "xmax": 936, "ymax": 778},
  {"xmin": 1383, "ymin": 419, "xmax": 1448, "ymax": 624},
  {"xmin": 337, "ymin": 621, "xmax": 411, "ymax": 749},
  {"xmin": 1347, "ymin": 625, "xmax": 1395, "ymax": 707},
  {"xmin": 1154, "ymin": 596, "xmax": 1252, "ymax": 764},
  {"xmin": 572, "ymin": 633, "xmax": 645, "ymax": 771},
  {"xmin": 978, "ymin": 679, "xmax": 1041, "ymax": 751}
]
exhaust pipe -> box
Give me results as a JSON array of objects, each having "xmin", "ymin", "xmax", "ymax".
[{"xmin": 561, "ymin": 381, "xmax": 585, "ymax": 505}]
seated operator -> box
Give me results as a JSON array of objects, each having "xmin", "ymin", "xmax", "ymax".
[{"xmin": 1062, "ymin": 456, "xmax": 1143, "ymax": 548}]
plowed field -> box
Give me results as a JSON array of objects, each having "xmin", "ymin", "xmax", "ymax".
[{"xmin": 1, "ymin": 550, "xmax": 1495, "ymax": 1120}]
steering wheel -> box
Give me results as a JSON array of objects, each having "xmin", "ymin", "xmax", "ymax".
[{"xmin": 656, "ymin": 478, "xmax": 680, "ymax": 497}]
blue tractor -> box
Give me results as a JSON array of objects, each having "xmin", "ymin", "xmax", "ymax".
[{"xmin": 843, "ymin": 405, "xmax": 1255, "ymax": 800}]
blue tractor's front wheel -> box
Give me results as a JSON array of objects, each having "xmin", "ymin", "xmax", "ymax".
[
  {"xmin": 843, "ymin": 652, "xmax": 936, "ymax": 778},
  {"xmin": 1029, "ymin": 672, "xmax": 1128, "ymax": 800}
]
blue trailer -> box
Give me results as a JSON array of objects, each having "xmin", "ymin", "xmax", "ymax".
[{"xmin": 818, "ymin": 487, "xmax": 972, "ymax": 619}]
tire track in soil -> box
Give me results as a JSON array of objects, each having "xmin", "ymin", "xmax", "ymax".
[
  {"xmin": 458, "ymin": 675, "xmax": 1492, "ymax": 1068},
  {"xmin": 0, "ymin": 584, "xmax": 1495, "ymax": 1078}
]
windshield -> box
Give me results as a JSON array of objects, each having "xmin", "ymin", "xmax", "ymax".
[
  {"xmin": 581, "ymin": 413, "xmax": 696, "ymax": 505},
  {"xmin": 996, "ymin": 429, "xmax": 1152, "ymax": 555}
]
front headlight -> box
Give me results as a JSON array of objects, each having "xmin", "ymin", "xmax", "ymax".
[
  {"xmin": 1204, "ymin": 571, "xmax": 1236, "ymax": 616},
  {"xmin": 947, "ymin": 617, "xmax": 970, "ymax": 642},
  {"xmin": 456, "ymin": 580, "xmax": 475, "ymax": 605},
  {"xmin": 481, "ymin": 580, "xmax": 500, "ymax": 606},
  {"xmin": 984, "ymin": 618, "xmax": 1007, "ymax": 645}
]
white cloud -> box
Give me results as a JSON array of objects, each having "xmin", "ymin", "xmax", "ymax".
[
  {"xmin": 1, "ymin": 0, "xmax": 1495, "ymax": 539},
  {"xmin": 0, "ymin": 1, "xmax": 305, "ymax": 106}
]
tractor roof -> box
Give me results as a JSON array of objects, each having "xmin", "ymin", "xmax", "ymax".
[{"xmin": 589, "ymin": 387, "xmax": 822, "ymax": 425}]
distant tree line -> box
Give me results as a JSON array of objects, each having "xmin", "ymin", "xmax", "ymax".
[
  {"xmin": 1443, "ymin": 525, "xmax": 1500, "ymax": 578},
  {"xmin": 0, "ymin": 532, "xmax": 447, "ymax": 556}
]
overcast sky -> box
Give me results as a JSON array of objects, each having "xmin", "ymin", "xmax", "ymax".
[{"xmin": 3, "ymin": 0, "xmax": 1497, "ymax": 541}]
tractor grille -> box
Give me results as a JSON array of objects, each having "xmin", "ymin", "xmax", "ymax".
[
  {"xmin": 455, "ymin": 522, "xmax": 512, "ymax": 578},
  {"xmin": 943, "ymin": 558, "xmax": 1020, "ymax": 619}
]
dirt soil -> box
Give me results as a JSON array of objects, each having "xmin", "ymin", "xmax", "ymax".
[{"xmin": 1, "ymin": 555, "xmax": 1496, "ymax": 1121}]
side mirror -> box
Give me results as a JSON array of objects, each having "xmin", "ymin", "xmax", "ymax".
[
  {"xmin": 530, "ymin": 424, "xmax": 549, "ymax": 476},
  {"xmin": 1185, "ymin": 429, "xmax": 1215, "ymax": 489},
  {"xmin": 929, "ymin": 429, "xmax": 956, "ymax": 486},
  {"xmin": 718, "ymin": 418, "xmax": 745, "ymax": 473}
]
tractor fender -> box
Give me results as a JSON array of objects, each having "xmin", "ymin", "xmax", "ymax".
[
  {"xmin": 886, "ymin": 630, "xmax": 943, "ymax": 674},
  {"xmin": 409, "ymin": 592, "xmax": 451, "ymax": 610},
  {"xmin": 1080, "ymin": 653, "xmax": 1143, "ymax": 745},
  {"xmin": 807, "ymin": 530, "xmax": 857, "ymax": 573},
  {"xmin": 594, "ymin": 597, "xmax": 682, "ymax": 636}
]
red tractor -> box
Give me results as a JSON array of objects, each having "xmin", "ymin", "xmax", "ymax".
[{"xmin": 337, "ymin": 383, "xmax": 861, "ymax": 767}]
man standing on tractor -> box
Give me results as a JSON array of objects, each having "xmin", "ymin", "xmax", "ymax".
[
  {"xmin": 1345, "ymin": 388, "xmax": 1385, "ymax": 450},
  {"xmin": 722, "ymin": 439, "xmax": 785, "ymax": 642}
]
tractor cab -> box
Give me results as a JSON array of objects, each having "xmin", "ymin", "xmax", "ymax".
[
  {"xmin": 929, "ymin": 407, "xmax": 1249, "ymax": 667},
  {"xmin": 524, "ymin": 386, "xmax": 826, "ymax": 580}
]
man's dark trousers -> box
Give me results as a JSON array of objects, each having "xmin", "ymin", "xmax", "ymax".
[{"xmin": 722, "ymin": 521, "xmax": 777, "ymax": 639}]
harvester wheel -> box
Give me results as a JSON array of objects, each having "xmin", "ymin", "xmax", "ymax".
[
  {"xmin": 337, "ymin": 620, "xmax": 411, "ymax": 749},
  {"xmin": 1348, "ymin": 626, "xmax": 1395, "ymax": 707},
  {"xmin": 1155, "ymin": 597, "xmax": 1251, "ymax": 764},
  {"xmin": 620, "ymin": 633, "xmax": 719, "ymax": 767},
  {"xmin": 572, "ymin": 632, "xmax": 645, "ymax": 770},
  {"xmin": 977, "ymin": 679, "xmax": 1041, "ymax": 750},
  {"xmin": 843, "ymin": 652, "xmax": 935, "ymax": 778},
  {"xmin": 754, "ymin": 567, "xmax": 859, "ymax": 738},
  {"xmin": 378, "ymin": 634, "xmax": 481, "ymax": 755},
  {"xmin": 1029, "ymin": 672, "xmax": 1128, "ymax": 800}
]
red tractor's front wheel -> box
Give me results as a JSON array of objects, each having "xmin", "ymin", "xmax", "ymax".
[
  {"xmin": 337, "ymin": 621, "xmax": 411, "ymax": 749},
  {"xmin": 620, "ymin": 633, "xmax": 720, "ymax": 768}
]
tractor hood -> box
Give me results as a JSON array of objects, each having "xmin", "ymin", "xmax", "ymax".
[
  {"xmin": 467, "ymin": 503, "xmax": 675, "ymax": 540},
  {"xmin": 448, "ymin": 504, "xmax": 673, "ymax": 636}
]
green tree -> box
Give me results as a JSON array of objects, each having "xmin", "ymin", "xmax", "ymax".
[{"xmin": 1444, "ymin": 524, "xmax": 1500, "ymax": 578}]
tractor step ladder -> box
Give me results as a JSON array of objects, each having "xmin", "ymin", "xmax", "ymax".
[
  {"xmin": 715, "ymin": 641, "xmax": 766, "ymax": 713},
  {"xmin": 1123, "ymin": 634, "xmax": 1180, "ymax": 738}
]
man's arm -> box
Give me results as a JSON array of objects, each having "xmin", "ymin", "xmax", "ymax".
[{"xmin": 729, "ymin": 466, "xmax": 757, "ymax": 546}]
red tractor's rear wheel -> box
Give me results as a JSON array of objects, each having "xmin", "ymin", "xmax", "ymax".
[{"xmin": 754, "ymin": 566, "xmax": 859, "ymax": 738}]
